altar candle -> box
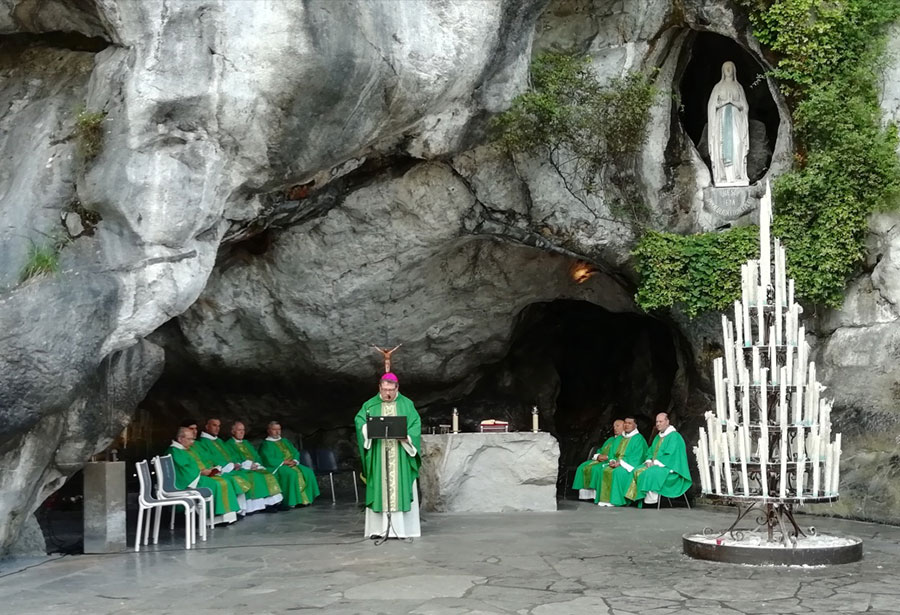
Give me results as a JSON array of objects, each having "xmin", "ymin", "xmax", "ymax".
[
  {"xmin": 735, "ymin": 300, "xmax": 744, "ymax": 348},
  {"xmin": 743, "ymin": 297, "xmax": 752, "ymax": 346},
  {"xmin": 752, "ymin": 348, "xmax": 761, "ymax": 385},
  {"xmin": 710, "ymin": 424, "xmax": 722, "ymax": 495},
  {"xmin": 769, "ymin": 325, "xmax": 777, "ymax": 384},
  {"xmin": 723, "ymin": 315, "xmax": 735, "ymax": 384},
  {"xmin": 823, "ymin": 441, "xmax": 833, "ymax": 495},
  {"xmin": 739, "ymin": 425, "xmax": 750, "ymax": 496},
  {"xmin": 532, "ymin": 406, "xmax": 539, "ymax": 433},
  {"xmin": 452, "ymin": 408, "xmax": 459, "ymax": 433},
  {"xmin": 832, "ymin": 433, "xmax": 842, "ymax": 495}
]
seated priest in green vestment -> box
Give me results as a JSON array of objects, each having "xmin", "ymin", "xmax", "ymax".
[
  {"xmin": 179, "ymin": 418, "xmax": 250, "ymax": 516},
  {"xmin": 167, "ymin": 427, "xmax": 241, "ymax": 525},
  {"xmin": 591, "ymin": 416, "xmax": 649, "ymax": 507},
  {"xmin": 195, "ymin": 418, "xmax": 283, "ymax": 514},
  {"xmin": 258, "ymin": 421, "xmax": 320, "ymax": 507},
  {"xmin": 627, "ymin": 412, "xmax": 692, "ymax": 506},
  {"xmin": 572, "ymin": 419, "xmax": 624, "ymax": 500},
  {"xmin": 354, "ymin": 372, "xmax": 421, "ymax": 539},
  {"xmin": 225, "ymin": 420, "xmax": 284, "ymax": 511}
]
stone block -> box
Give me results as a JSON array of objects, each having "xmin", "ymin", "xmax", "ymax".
[
  {"xmin": 418, "ymin": 432, "xmax": 559, "ymax": 512},
  {"xmin": 83, "ymin": 461, "xmax": 127, "ymax": 554}
]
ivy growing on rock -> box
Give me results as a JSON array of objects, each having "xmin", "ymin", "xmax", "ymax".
[
  {"xmin": 492, "ymin": 52, "xmax": 658, "ymax": 225},
  {"xmin": 635, "ymin": 0, "xmax": 900, "ymax": 315}
]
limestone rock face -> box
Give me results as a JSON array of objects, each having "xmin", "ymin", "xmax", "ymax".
[
  {"xmin": 4, "ymin": 0, "xmax": 900, "ymax": 554},
  {"xmin": 418, "ymin": 433, "xmax": 559, "ymax": 512}
]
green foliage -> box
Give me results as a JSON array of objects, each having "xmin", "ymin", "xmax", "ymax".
[
  {"xmin": 493, "ymin": 52, "xmax": 658, "ymax": 222},
  {"xmin": 19, "ymin": 239, "xmax": 63, "ymax": 283},
  {"xmin": 634, "ymin": 227, "xmax": 760, "ymax": 317},
  {"xmin": 637, "ymin": 0, "xmax": 900, "ymax": 314},
  {"xmin": 74, "ymin": 107, "xmax": 107, "ymax": 160}
]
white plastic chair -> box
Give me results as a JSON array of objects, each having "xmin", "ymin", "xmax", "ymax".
[
  {"xmin": 135, "ymin": 460, "xmax": 196, "ymax": 551},
  {"xmin": 152, "ymin": 455, "xmax": 211, "ymax": 540}
]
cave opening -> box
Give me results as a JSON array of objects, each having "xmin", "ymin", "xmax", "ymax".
[
  {"xmin": 678, "ymin": 31, "xmax": 780, "ymax": 184},
  {"xmin": 450, "ymin": 299, "xmax": 682, "ymax": 495}
]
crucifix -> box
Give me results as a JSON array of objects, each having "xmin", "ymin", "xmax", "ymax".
[{"xmin": 372, "ymin": 344, "xmax": 402, "ymax": 373}]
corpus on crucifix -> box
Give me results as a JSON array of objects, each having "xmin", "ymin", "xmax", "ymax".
[{"xmin": 372, "ymin": 344, "xmax": 402, "ymax": 373}]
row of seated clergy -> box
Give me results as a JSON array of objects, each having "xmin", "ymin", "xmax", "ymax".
[
  {"xmin": 166, "ymin": 418, "xmax": 320, "ymax": 525},
  {"xmin": 572, "ymin": 412, "xmax": 692, "ymax": 507}
]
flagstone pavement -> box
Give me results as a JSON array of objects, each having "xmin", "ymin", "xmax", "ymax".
[{"xmin": 1, "ymin": 501, "xmax": 898, "ymax": 614}]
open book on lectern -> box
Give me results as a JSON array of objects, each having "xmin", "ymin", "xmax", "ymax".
[{"xmin": 367, "ymin": 415, "xmax": 408, "ymax": 439}]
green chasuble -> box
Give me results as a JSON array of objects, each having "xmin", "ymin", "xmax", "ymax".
[
  {"xmin": 354, "ymin": 393, "xmax": 421, "ymax": 514},
  {"xmin": 258, "ymin": 437, "xmax": 320, "ymax": 506},
  {"xmin": 167, "ymin": 444, "xmax": 240, "ymax": 516},
  {"xmin": 195, "ymin": 435, "xmax": 281, "ymax": 501},
  {"xmin": 591, "ymin": 432, "xmax": 649, "ymax": 505},
  {"xmin": 627, "ymin": 429, "xmax": 692, "ymax": 503},
  {"xmin": 190, "ymin": 436, "xmax": 253, "ymax": 497},
  {"xmin": 571, "ymin": 435, "xmax": 620, "ymax": 490},
  {"xmin": 225, "ymin": 438, "xmax": 283, "ymax": 499}
]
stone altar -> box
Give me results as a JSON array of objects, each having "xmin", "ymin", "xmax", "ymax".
[{"xmin": 418, "ymin": 432, "xmax": 559, "ymax": 512}]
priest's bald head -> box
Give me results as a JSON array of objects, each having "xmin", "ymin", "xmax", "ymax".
[
  {"xmin": 612, "ymin": 419, "xmax": 625, "ymax": 436},
  {"xmin": 655, "ymin": 412, "xmax": 671, "ymax": 432}
]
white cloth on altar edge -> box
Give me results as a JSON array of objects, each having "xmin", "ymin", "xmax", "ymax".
[{"xmin": 365, "ymin": 480, "xmax": 421, "ymax": 538}]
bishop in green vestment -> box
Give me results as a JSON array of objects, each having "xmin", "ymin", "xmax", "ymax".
[
  {"xmin": 592, "ymin": 416, "xmax": 649, "ymax": 506},
  {"xmin": 195, "ymin": 418, "xmax": 283, "ymax": 513},
  {"xmin": 572, "ymin": 419, "xmax": 624, "ymax": 497},
  {"xmin": 258, "ymin": 421, "xmax": 320, "ymax": 507},
  {"xmin": 627, "ymin": 412, "xmax": 692, "ymax": 505},
  {"xmin": 167, "ymin": 427, "xmax": 240, "ymax": 525},
  {"xmin": 354, "ymin": 372, "xmax": 421, "ymax": 538}
]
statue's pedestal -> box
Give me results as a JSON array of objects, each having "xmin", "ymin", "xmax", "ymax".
[
  {"xmin": 418, "ymin": 432, "xmax": 559, "ymax": 512},
  {"xmin": 83, "ymin": 461, "xmax": 127, "ymax": 553}
]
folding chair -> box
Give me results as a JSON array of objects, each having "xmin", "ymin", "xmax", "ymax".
[
  {"xmin": 134, "ymin": 460, "xmax": 196, "ymax": 551},
  {"xmin": 657, "ymin": 492, "xmax": 691, "ymax": 509}
]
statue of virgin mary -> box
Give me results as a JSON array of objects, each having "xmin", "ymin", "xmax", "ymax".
[{"xmin": 707, "ymin": 61, "xmax": 750, "ymax": 187}]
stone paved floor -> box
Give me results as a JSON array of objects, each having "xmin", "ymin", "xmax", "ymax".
[{"xmin": 1, "ymin": 501, "xmax": 899, "ymax": 614}]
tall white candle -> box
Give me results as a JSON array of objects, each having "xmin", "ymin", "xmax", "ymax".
[
  {"xmin": 735, "ymin": 300, "xmax": 744, "ymax": 348},
  {"xmin": 797, "ymin": 327, "xmax": 807, "ymax": 383},
  {"xmin": 779, "ymin": 429, "xmax": 788, "ymax": 499},
  {"xmin": 748, "ymin": 260, "xmax": 757, "ymax": 301},
  {"xmin": 788, "ymin": 278, "xmax": 794, "ymax": 310},
  {"xmin": 769, "ymin": 325, "xmax": 777, "ymax": 384},
  {"xmin": 757, "ymin": 287, "xmax": 766, "ymax": 345},
  {"xmin": 698, "ymin": 427, "xmax": 712, "ymax": 492},
  {"xmin": 759, "ymin": 434, "xmax": 769, "ymax": 499},
  {"xmin": 832, "ymin": 433, "xmax": 842, "ymax": 495},
  {"xmin": 759, "ymin": 368, "xmax": 768, "ymax": 425},
  {"xmin": 739, "ymin": 425, "xmax": 750, "ymax": 496},
  {"xmin": 740, "ymin": 264, "xmax": 749, "ymax": 308},
  {"xmin": 779, "ymin": 367, "xmax": 788, "ymax": 428},
  {"xmin": 823, "ymin": 441, "xmax": 833, "ymax": 495},
  {"xmin": 714, "ymin": 358, "xmax": 725, "ymax": 424},
  {"xmin": 723, "ymin": 316, "xmax": 735, "ymax": 384},
  {"xmin": 726, "ymin": 378, "xmax": 737, "ymax": 425},
  {"xmin": 811, "ymin": 424, "xmax": 820, "ymax": 496},
  {"xmin": 785, "ymin": 344, "xmax": 793, "ymax": 387},
  {"xmin": 741, "ymin": 378, "xmax": 750, "ymax": 426},
  {"xmin": 723, "ymin": 430, "xmax": 734, "ymax": 495},
  {"xmin": 752, "ymin": 347, "xmax": 761, "ymax": 385},
  {"xmin": 796, "ymin": 438, "xmax": 806, "ymax": 500},
  {"xmin": 760, "ymin": 195, "xmax": 771, "ymax": 295}
]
